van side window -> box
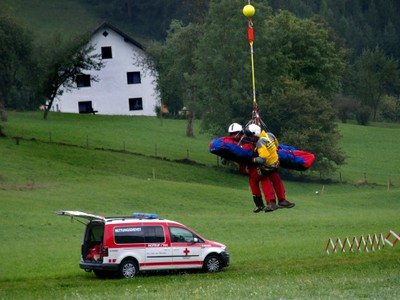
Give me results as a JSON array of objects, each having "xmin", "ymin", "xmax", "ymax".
[
  {"xmin": 169, "ymin": 226, "xmax": 202, "ymax": 243},
  {"xmin": 114, "ymin": 226, "xmax": 165, "ymax": 244},
  {"xmin": 144, "ymin": 226, "xmax": 165, "ymax": 243},
  {"xmin": 114, "ymin": 226, "xmax": 144, "ymax": 244}
]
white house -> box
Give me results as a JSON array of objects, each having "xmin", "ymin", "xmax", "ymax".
[{"xmin": 54, "ymin": 22, "xmax": 158, "ymax": 116}]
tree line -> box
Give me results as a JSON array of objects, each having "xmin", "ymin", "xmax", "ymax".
[
  {"xmin": 80, "ymin": 0, "xmax": 400, "ymax": 62},
  {"xmin": 140, "ymin": 0, "xmax": 399, "ymax": 174},
  {"xmin": 269, "ymin": 0, "xmax": 400, "ymax": 61},
  {"xmin": 81, "ymin": 0, "xmax": 400, "ymax": 124}
]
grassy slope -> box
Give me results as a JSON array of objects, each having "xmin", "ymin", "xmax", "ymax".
[
  {"xmin": 1, "ymin": 112, "xmax": 399, "ymax": 299},
  {"xmin": 337, "ymin": 122, "xmax": 400, "ymax": 185},
  {"xmin": 3, "ymin": 112, "xmax": 400, "ymax": 185},
  {"xmin": 0, "ymin": 0, "xmax": 147, "ymax": 44},
  {"xmin": 1, "ymin": 2, "xmax": 399, "ymax": 297},
  {"xmin": 1, "ymin": 0, "xmax": 99, "ymax": 41}
]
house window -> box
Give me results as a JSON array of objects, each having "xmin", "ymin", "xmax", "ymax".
[
  {"xmin": 129, "ymin": 98, "xmax": 143, "ymax": 111},
  {"xmin": 78, "ymin": 101, "xmax": 95, "ymax": 114},
  {"xmin": 101, "ymin": 46, "xmax": 112, "ymax": 59},
  {"xmin": 127, "ymin": 72, "xmax": 141, "ymax": 84},
  {"xmin": 76, "ymin": 74, "xmax": 91, "ymax": 87}
]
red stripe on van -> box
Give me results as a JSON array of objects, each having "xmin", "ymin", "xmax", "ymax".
[{"xmin": 140, "ymin": 261, "xmax": 203, "ymax": 267}]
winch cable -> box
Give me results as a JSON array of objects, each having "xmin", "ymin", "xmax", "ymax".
[{"xmin": 243, "ymin": 1, "xmax": 268, "ymax": 132}]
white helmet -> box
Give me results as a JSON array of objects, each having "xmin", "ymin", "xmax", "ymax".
[
  {"xmin": 228, "ymin": 123, "xmax": 243, "ymax": 133},
  {"xmin": 247, "ymin": 124, "xmax": 261, "ymax": 137}
]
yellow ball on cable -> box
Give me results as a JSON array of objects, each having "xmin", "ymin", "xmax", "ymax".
[{"xmin": 243, "ymin": 4, "xmax": 255, "ymax": 18}]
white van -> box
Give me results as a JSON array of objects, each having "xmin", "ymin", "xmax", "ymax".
[{"xmin": 57, "ymin": 211, "xmax": 230, "ymax": 278}]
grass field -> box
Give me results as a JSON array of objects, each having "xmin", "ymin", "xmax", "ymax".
[
  {"xmin": 0, "ymin": 0, "xmax": 147, "ymax": 44},
  {"xmin": 1, "ymin": 0, "xmax": 99, "ymax": 41},
  {"xmin": 1, "ymin": 112, "xmax": 399, "ymax": 299}
]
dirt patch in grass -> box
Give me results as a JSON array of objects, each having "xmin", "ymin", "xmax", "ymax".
[{"xmin": 0, "ymin": 182, "xmax": 49, "ymax": 190}]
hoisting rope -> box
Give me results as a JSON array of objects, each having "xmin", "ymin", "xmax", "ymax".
[
  {"xmin": 243, "ymin": 1, "xmax": 267, "ymax": 130},
  {"xmin": 246, "ymin": 4, "xmax": 256, "ymax": 107}
]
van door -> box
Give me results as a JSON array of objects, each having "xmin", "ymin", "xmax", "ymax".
[
  {"xmin": 143, "ymin": 225, "xmax": 173, "ymax": 269},
  {"xmin": 111, "ymin": 224, "xmax": 172, "ymax": 270},
  {"xmin": 83, "ymin": 221, "xmax": 105, "ymax": 260},
  {"xmin": 169, "ymin": 226, "xmax": 204, "ymax": 268},
  {"xmin": 56, "ymin": 210, "xmax": 105, "ymax": 221},
  {"xmin": 56, "ymin": 211, "xmax": 106, "ymax": 261}
]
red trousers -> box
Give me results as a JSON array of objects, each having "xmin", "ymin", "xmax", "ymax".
[{"xmin": 248, "ymin": 167, "xmax": 286, "ymax": 202}]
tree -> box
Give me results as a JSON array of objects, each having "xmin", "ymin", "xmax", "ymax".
[
  {"xmin": 257, "ymin": 10, "xmax": 348, "ymax": 99},
  {"xmin": 265, "ymin": 80, "xmax": 345, "ymax": 174},
  {"xmin": 193, "ymin": 3, "xmax": 347, "ymax": 172},
  {"xmin": 350, "ymin": 47, "xmax": 399, "ymax": 121},
  {"xmin": 81, "ymin": 0, "xmax": 209, "ymax": 41},
  {"xmin": 258, "ymin": 10, "xmax": 347, "ymax": 172},
  {"xmin": 38, "ymin": 34, "xmax": 104, "ymax": 119},
  {"xmin": 319, "ymin": 0, "xmax": 334, "ymax": 24},
  {"xmin": 0, "ymin": 15, "xmax": 37, "ymax": 122},
  {"xmin": 144, "ymin": 21, "xmax": 204, "ymax": 136},
  {"xmin": 382, "ymin": 20, "xmax": 398, "ymax": 58},
  {"xmin": 333, "ymin": 94, "xmax": 359, "ymax": 123},
  {"xmin": 194, "ymin": 0, "xmax": 270, "ymax": 135},
  {"xmin": 142, "ymin": 0, "xmax": 347, "ymax": 172},
  {"xmin": 380, "ymin": 95, "xmax": 400, "ymax": 122}
]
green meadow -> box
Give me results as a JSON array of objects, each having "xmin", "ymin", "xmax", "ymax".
[
  {"xmin": 1, "ymin": 0, "xmax": 99, "ymax": 41},
  {"xmin": 1, "ymin": 112, "xmax": 399, "ymax": 299}
]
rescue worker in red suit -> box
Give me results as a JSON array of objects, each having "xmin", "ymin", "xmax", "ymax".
[
  {"xmin": 246, "ymin": 124, "xmax": 295, "ymax": 212},
  {"xmin": 224, "ymin": 123, "xmax": 276, "ymax": 213},
  {"xmin": 221, "ymin": 123, "xmax": 252, "ymax": 174}
]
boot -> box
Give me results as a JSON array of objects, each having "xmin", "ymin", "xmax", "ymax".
[
  {"xmin": 264, "ymin": 199, "xmax": 279, "ymax": 212},
  {"xmin": 278, "ymin": 199, "xmax": 295, "ymax": 208},
  {"xmin": 252, "ymin": 196, "xmax": 265, "ymax": 213}
]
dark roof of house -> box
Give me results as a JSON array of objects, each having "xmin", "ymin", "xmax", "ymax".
[{"xmin": 93, "ymin": 22, "xmax": 144, "ymax": 50}]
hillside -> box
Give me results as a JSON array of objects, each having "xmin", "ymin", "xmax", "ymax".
[
  {"xmin": 2, "ymin": 112, "xmax": 400, "ymax": 187},
  {"xmin": 1, "ymin": 112, "xmax": 400, "ymax": 299},
  {"xmin": 4, "ymin": 0, "xmax": 400, "ymax": 60},
  {"xmin": 0, "ymin": 0, "xmax": 144, "ymax": 43},
  {"xmin": 1, "ymin": 0, "xmax": 101, "ymax": 41}
]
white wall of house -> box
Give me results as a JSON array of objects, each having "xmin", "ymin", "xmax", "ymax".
[{"xmin": 54, "ymin": 23, "xmax": 158, "ymax": 116}]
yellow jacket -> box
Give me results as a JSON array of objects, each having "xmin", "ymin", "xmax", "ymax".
[{"xmin": 253, "ymin": 130, "xmax": 279, "ymax": 169}]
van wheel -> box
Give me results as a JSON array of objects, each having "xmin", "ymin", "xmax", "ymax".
[
  {"xmin": 119, "ymin": 260, "xmax": 138, "ymax": 278},
  {"xmin": 203, "ymin": 255, "xmax": 222, "ymax": 273}
]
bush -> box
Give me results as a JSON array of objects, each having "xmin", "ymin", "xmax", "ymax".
[
  {"xmin": 0, "ymin": 124, "xmax": 5, "ymax": 137},
  {"xmin": 333, "ymin": 94, "xmax": 359, "ymax": 123},
  {"xmin": 380, "ymin": 95, "xmax": 400, "ymax": 122},
  {"xmin": 355, "ymin": 105, "xmax": 372, "ymax": 125}
]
